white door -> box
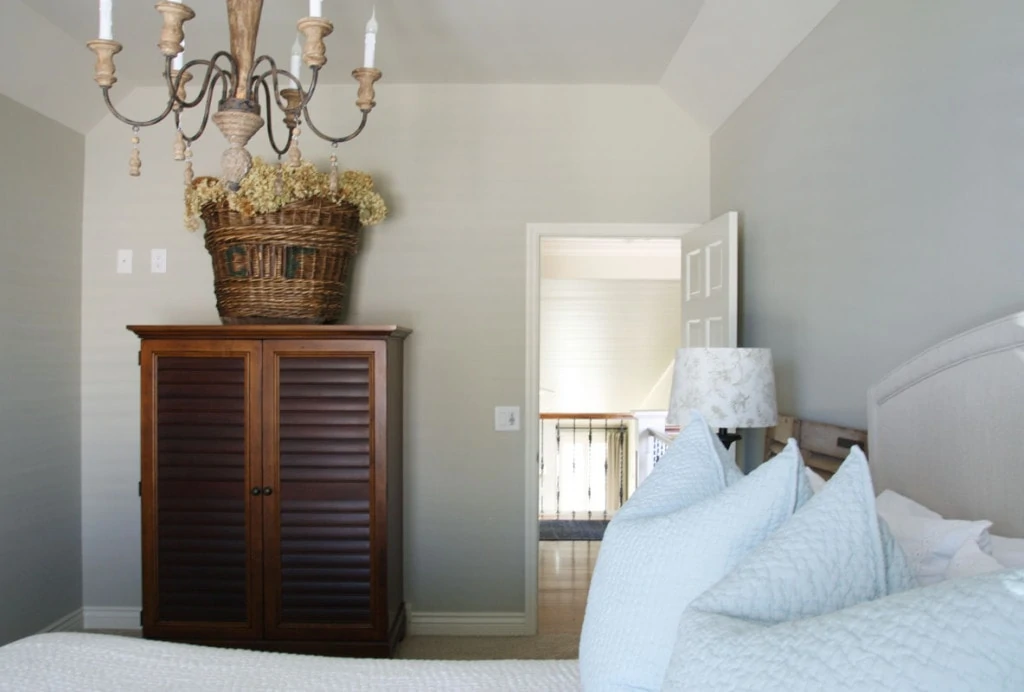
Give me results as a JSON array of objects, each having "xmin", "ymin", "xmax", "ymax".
[{"xmin": 681, "ymin": 212, "xmax": 738, "ymax": 348}]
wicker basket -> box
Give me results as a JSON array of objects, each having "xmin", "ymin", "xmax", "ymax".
[{"xmin": 201, "ymin": 197, "xmax": 361, "ymax": 324}]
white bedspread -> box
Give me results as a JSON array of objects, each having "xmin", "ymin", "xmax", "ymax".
[{"xmin": 0, "ymin": 633, "xmax": 581, "ymax": 692}]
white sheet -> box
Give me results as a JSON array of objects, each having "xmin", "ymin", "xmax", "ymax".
[{"xmin": 0, "ymin": 633, "xmax": 581, "ymax": 692}]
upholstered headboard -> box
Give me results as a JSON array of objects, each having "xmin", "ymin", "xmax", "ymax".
[{"xmin": 868, "ymin": 312, "xmax": 1024, "ymax": 537}]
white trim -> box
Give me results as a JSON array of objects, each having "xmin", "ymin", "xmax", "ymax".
[
  {"xmin": 407, "ymin": 612, "xmax": 529, "ymax": 636},
  {"xmin": 39, "ymin": 608, "xmax": 84, "ymax": 633},
  {"xmin": 524, "ymin": 222, "xmax": 700, "ymax": 635},
  {"xmin": 83, "ymin": 607, "xmax": 141, "ymax": 631}
]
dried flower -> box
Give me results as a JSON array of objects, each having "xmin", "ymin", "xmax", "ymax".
[{"xmin": 184, "ymin": 158, "xmax": 388, "ymax": 231}]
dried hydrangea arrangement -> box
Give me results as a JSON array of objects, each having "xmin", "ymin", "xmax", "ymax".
[{"xmin": 184, "ymin": 157, "xmax": 387, "ymax": 231}]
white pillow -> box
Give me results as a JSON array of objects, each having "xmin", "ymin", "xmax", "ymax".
[
  {"xmin": 804, "ymin": 467, "xmax": 827, "ymax": 493},
  {"xmin": 875, "ymin": 490, "xmax": 992, "ymax": 585},
  {"xmin": 578, "ymin": 413, "xmax": 810, "ymax": 692},
  {"xmin": 945, "ymin": 539, "xmax": 1005, "ymax": 580},
  {"xmin": 991, "ymin": 535, "xmax": 1024, "ymax": 568},
  {"xmin": 874, "ymin": 490, "xmax": 992, "ymax": 552}
]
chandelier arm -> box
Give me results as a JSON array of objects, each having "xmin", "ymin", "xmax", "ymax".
[
  {"xmin": 253, "ymin": 65, "xmax": 303, "ymax": 114},
  {"xmin": 208, "ymin": 50, "xmax": 241, "ymax": 98},
  {"xmin": 101, "ymin": 86, "xmax": 176, "ymax": 129},
  {"xmin": 300, "ymin": 67, "xmax": 322, "ymax": 109},
  {"xmin": 180, "ymin": 71, "xmax": 229, "ymax": 145},
  {"xmin": 257, "ymin": 78, "xmax": 294, "ymax": 158},
  {"xmin": 172, "ymin": 59, "xmax": 227, "ymax": 111},
  {"xmin": 302, "ymin": 106, "xmax": 369, "ymax": 145}
]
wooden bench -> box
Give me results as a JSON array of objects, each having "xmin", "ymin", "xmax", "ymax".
[{"xmin": 763, "ymin": 415, "xmax": 868, "ymax": 479}]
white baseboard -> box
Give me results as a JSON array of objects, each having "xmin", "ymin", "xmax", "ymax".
[
  {"xmin": 83, "ymin": 607, "xmax": 141, "ymax": 631},
  {"xmin": 407, "ymin": 611, "xmax": 530, "ymax": 636},
  {"xmin": 39, "ymin": 608, "xmax": 84, "ymax": 634}
]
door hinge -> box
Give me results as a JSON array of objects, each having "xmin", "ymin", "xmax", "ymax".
[
  {"xmin": 138, "ymin": 481, "xmax": 142, "ymax": 497},
  {"xmin": 138, "ymin": 351, "xmax": 141, "ymax": 366},
  {"xmin": 139, "ymin": 610, "xmax": 143, "ymax": 626}
]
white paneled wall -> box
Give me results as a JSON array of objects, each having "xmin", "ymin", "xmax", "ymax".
[{"xmin": 539, "ymin": 279, "xmax": 681, "ymax": 414}]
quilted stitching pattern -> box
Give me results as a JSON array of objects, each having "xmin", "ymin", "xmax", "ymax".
[
  {"xmin": 0, "ymin": 633, "xmax": 581, "ymax": 691},
  {"xmin": 660, "ymin": 449, "xmax": 1024, "ymax": 692},
  {"xmin": 578, "ymin": 413, "xmax": 808, "ymax": 692},
  {"xmin": 664, "ymin": 569, "xmax": 1024, "ymax": 691},
  {"xmin": 671, "ymin": 449, "xmax": 915, "ymax": 630}
]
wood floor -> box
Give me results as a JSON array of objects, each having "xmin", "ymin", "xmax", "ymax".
[{"xmin": 537, "ymin": 540, "xmax": 599, "ymax": 635}]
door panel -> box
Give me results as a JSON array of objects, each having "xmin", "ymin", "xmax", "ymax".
[
  {"xmin": 142, "ymin": 341, "xmax": 263, "ymax": 639},
  {"xmin": 262, "ymin": 341, "xmax": 385, "ymax": 640},
  {"xmin": 681, "ymin": 212, "xmax": 738, "ymax": 348}
]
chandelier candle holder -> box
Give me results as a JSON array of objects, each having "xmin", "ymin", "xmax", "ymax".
[{"xmin": 87, "ymin": 0, "xmax": 383, "ymax": 189}]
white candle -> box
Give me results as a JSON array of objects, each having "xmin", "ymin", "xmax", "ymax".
[
  {"xmin": 99, "ymin": 0, "xmax": 113, "ymax": 40},
  {"xmin": 364, "ymin": 7, "xmax": 378, "ymax": 68},
  {"xmin": 173, "ymin": 39, "xmax": 184, "ymax": 71},
  {"xmin": 290, "ymin": 36, "xmax": 302, "ymax": 87},
  {"xmin": 310, "ymin": 0, "xmax": 322, "ymax": 18}
]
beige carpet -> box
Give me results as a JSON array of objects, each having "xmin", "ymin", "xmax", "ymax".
[{"xmin": 88, "ymin": 630, "xmax": 578, "ymax": 661}]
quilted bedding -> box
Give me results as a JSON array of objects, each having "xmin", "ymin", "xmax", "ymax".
[{"xmin": 0, "ymin": 633, "xmax": 581, "ymax": 692}]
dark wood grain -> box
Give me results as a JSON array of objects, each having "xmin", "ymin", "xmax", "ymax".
[
  {"xmin": 129, "ymin": 325, "xmax": 411, "ymax": 340},
  {"xmin": 132, "ymin": 327, "xmax": 408, "ymax": 656},
  {"xmin": 140, "ymin": 340, "xmax": 263, "ymax": 641}
]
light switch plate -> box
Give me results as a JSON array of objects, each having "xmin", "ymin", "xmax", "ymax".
[
  {"xmin": 117, "ymin": 249, "xmax": 132, "ymax": 274},
  {"xmin": 151, "ymin": 249, "xmax": 167, "ymax": 273},
  {"xmin": 495, "ymin": 406, "xmax": 521, "ymax": 432}
]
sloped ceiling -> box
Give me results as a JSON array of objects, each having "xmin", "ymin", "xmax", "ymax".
[
  {"xmin": 3, "ymin": 0, "xmax": 840, "ymax": 135},
  {"xmin": 660, "ymin": 0, "xmax": 843, "ymax": 133},
  {"xmin": 0, "ymin": 1, "xmax": 113, "ymax": 134}
]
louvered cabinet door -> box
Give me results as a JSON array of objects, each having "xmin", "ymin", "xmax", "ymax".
[
  {"xmin": 262, "ymin": 340, "xmax": 387, "ymax": 641},
  {"xmin": 140, "ymin": 341, "xmax": 263, "ymax": 640}
]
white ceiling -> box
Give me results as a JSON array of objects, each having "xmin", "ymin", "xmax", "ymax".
[
  {"xmin": 5, "ymin": 0, "xmax": 840, "ymax": 135},
  {"xmin": 23, "ymin": 0, "xmax": 703, "ymax": 86}
]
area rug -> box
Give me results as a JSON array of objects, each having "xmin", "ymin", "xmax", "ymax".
[{"xmin": 538, "ymin": 520, "xmax": 608, "ymax": 541}]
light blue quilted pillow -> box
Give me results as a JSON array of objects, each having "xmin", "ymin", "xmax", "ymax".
[
  {"xmin": 579, "ymin": 412, "xmax": 810, "ymax": 692},
  {"xmin": 664, "ymin": 447, "xmax": 937, "ymax": 691},
  {"xmin": 664, "ymin": 569, "xmax": 1024, "ymax": 691}
]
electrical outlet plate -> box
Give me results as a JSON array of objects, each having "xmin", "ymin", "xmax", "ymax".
[
  {"xmin": 117, "ymin": 249, "xmax": 132, "ymax": 274},
  {"xmin": 495, "ymin": 406, "xmax": 521, "ymax": 432},
  {"xmin": 151, "ymin": 249, "xmax": 167, "ymax": 274}
]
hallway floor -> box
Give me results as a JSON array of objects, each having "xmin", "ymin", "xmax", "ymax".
[{"xmin": 537, "ymin": 540, "xmax": 599, "ymax": 635}]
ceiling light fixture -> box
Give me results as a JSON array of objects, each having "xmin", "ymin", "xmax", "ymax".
[{"xmin": 87, "ymin": 0, "xmax": 382, "ymax": 189}]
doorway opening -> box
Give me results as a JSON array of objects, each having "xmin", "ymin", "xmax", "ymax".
[{"xmin": 524, "ymin": 224, "xmax": 695, "ymax": 636}]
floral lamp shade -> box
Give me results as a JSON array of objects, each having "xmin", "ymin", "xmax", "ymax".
[{"xmin": 665, "ymin": 348, "xmax": 778, "ymax": 429}]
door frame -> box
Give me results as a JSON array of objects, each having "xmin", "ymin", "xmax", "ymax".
[{"xmin": 523, "ymin": 222, "xmax": 700, "ymax": 634}]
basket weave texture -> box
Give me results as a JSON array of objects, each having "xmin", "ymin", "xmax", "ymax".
[{"xmin": 202, "ymin": 197, "xmax": 361, "ymax": 324}]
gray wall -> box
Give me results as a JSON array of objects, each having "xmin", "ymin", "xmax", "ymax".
[
  {"xmin": 81, "ymin": 84, "xmax": 709, "ymax": 616},
  {"xmin": 0, "ymin": 93, "xmax": 84, "ymax": 643},
  {"xmin": 713, "ymin": 0, "xmax": 1024, "ymax": 459}
]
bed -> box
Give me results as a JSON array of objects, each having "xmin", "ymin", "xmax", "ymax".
[{"xmin": 1, "ymin": 311, "xmax": 1022, "ymax": 691}]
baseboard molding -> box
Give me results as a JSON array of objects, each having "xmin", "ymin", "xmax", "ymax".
[
  {"xmin": 407, "ymin": 611, "xmax": 530, "ymax": 636},
  {"xmin": 83, "ymin": 607, "xmax": 141, "ymax": 631},
  {"xmin": 39, "ymin": 608, "xmax": 84, "ymax": 634}
]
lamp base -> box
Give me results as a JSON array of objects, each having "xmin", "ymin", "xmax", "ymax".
[{"xmin": 717, "ymin": 428, "xmax": 742, "ymax": 450}]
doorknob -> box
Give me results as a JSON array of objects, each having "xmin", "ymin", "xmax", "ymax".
[
  {"xmin": 263, "ymin": 487, "xmax": 274, "ymax": 496},
  {"xmin": 250, "ymin": 487, "xmax": 262, "ymax": 496}
]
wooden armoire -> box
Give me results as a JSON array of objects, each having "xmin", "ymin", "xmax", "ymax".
[{"xmin": 128, "ymin": 325, "xmax": 409, "ymax": 657}]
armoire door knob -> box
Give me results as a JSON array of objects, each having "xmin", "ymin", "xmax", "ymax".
[
  {"xmin": 251, "ymin": 487, "xmax": 262, "ymax": 496},
  {"xmin": 263, "ymin": 487, "xmax": 273, "ymax": 496}
]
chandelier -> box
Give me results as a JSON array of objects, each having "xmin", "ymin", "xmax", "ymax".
[{"xmin": 86, "ymin": 0, "xmax": 382, "ymax": 189}]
